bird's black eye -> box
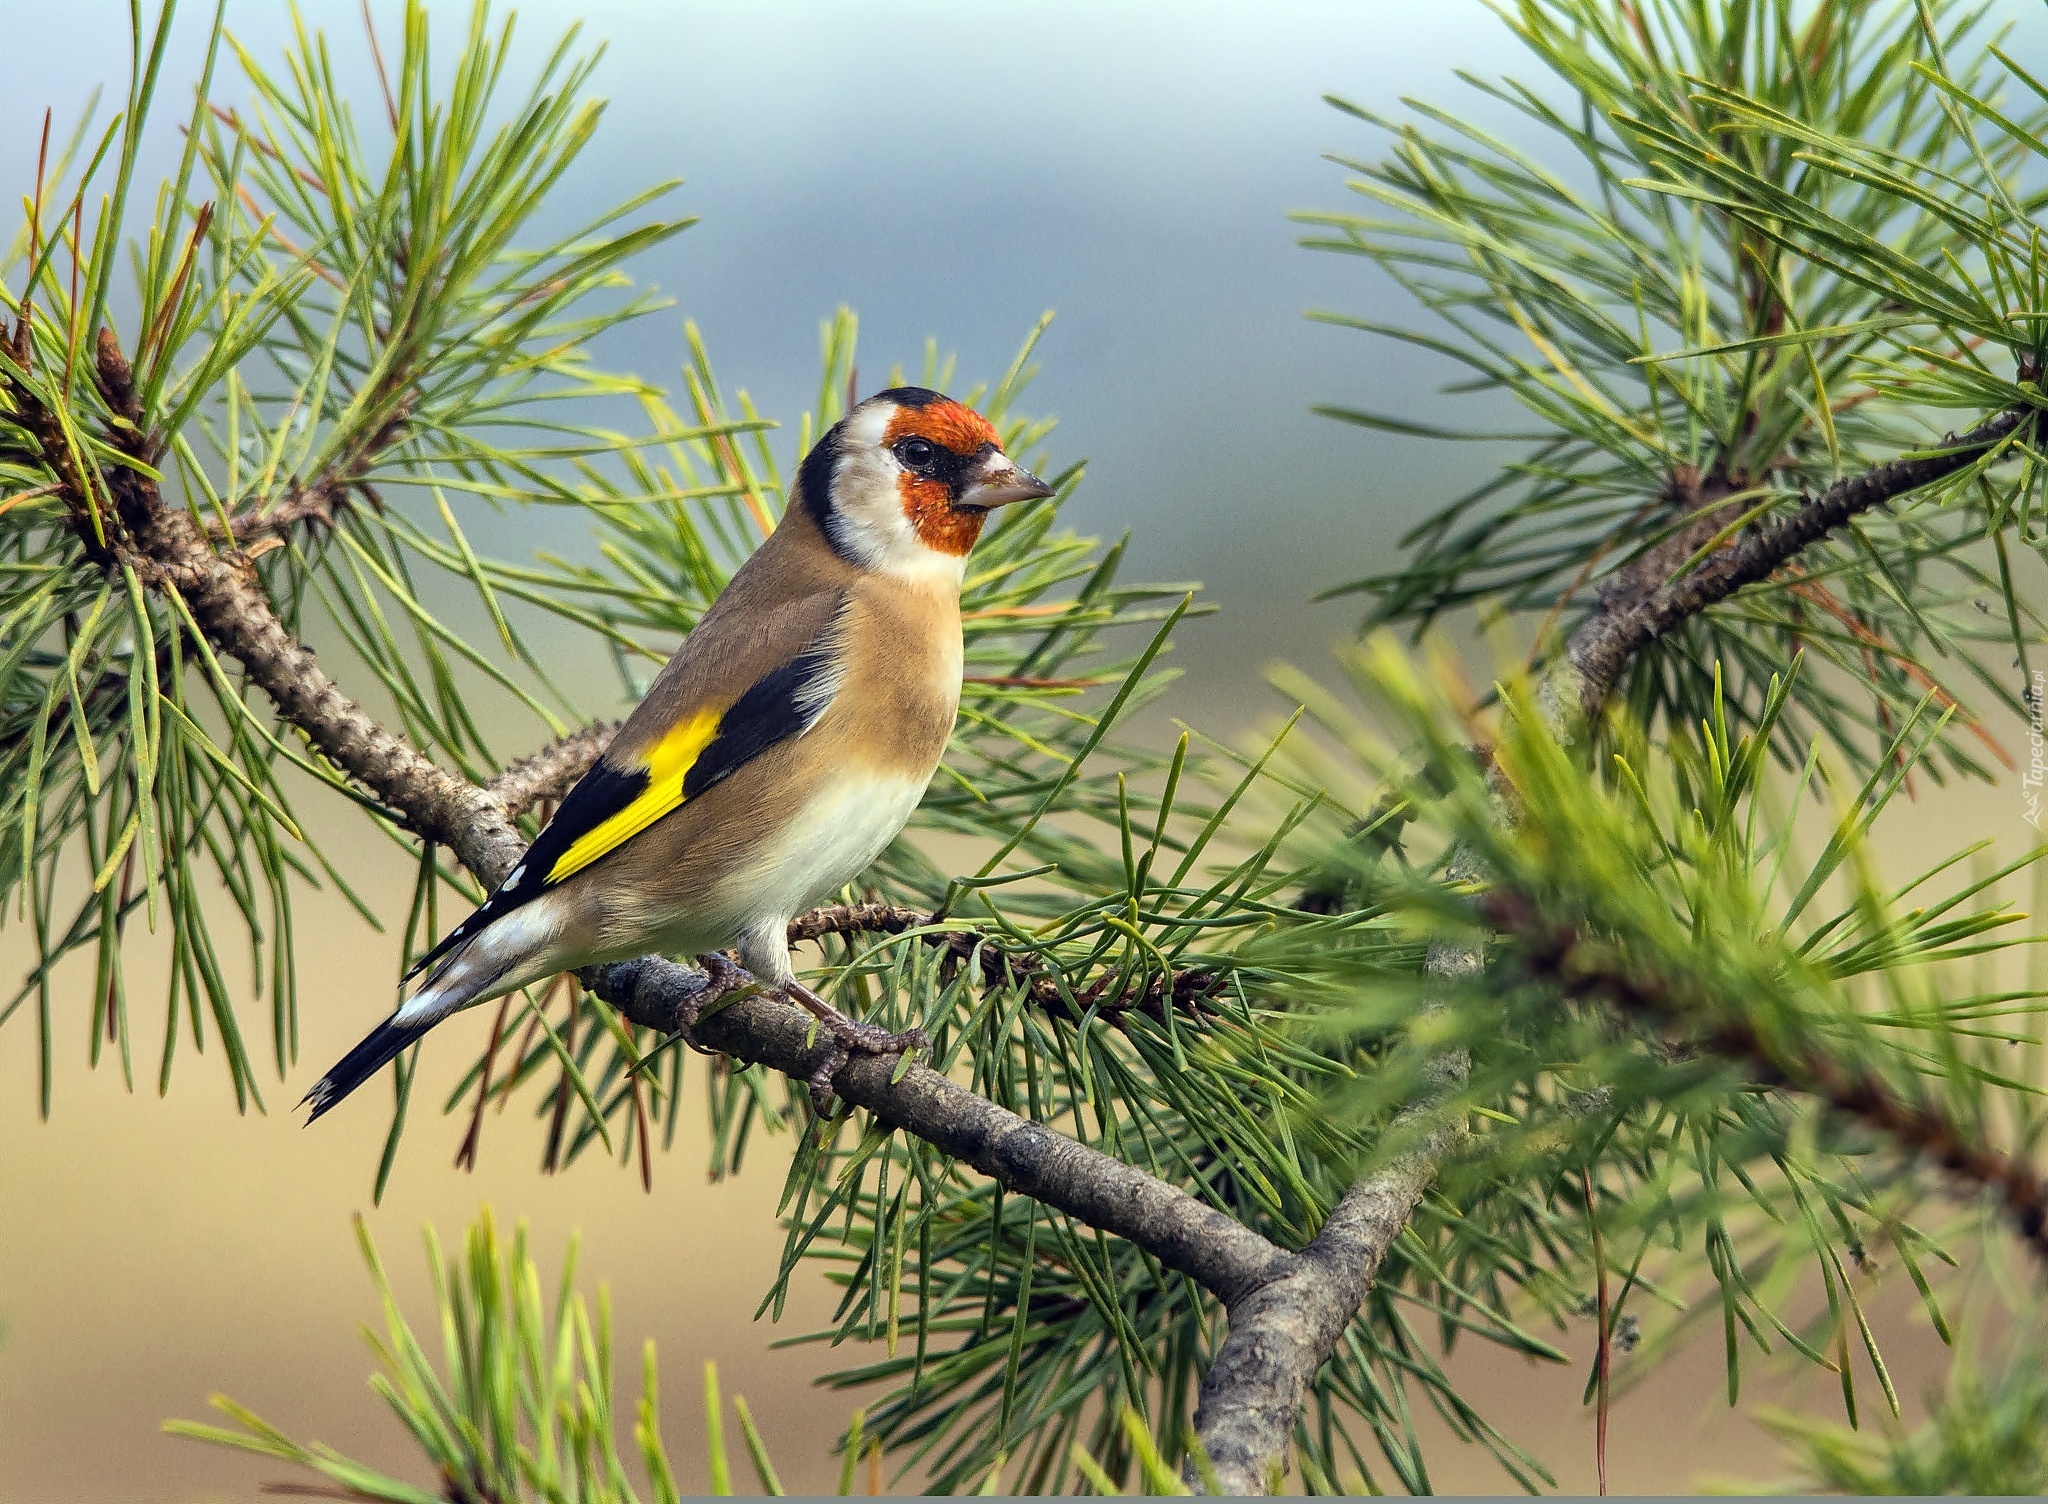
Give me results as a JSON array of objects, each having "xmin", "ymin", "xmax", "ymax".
[{"xmin": 894, "ymin": 436, "xmax": 939, "ymax": 473}]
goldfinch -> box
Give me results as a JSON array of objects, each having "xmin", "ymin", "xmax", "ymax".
[{"xmin": 304, "ymin": 388, "xmax": 1054, "ymax": 1121}]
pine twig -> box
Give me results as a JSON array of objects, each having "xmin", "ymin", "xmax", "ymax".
[
  {"xmin": 1490, "ymin": 891, "xmax": 2048, "ymax": 1266},
  {"xmin": 1561, "ymin": 409, "xmax": 2033, "ymax": 714}
]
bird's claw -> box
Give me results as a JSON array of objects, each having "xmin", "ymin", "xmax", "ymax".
[
  {"xmin": 674, "ymin": 952, "xmax": 748, "ymax": 1053},
  {"xmin": 779, "ymin": 978, "xmax": 929, "ymax": 1115}
]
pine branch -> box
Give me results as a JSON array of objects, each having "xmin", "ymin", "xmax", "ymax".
[
  {"xmin": 1562, "ymin": 408, "xmax": 2035, "ymax": 712},
  {"xmin": 81, "ymin": 332, "xmax": 526, "ymax": 880},
  {"xmin": 1190, "ymin": 1008, "xmax": 1470, "ymax": 1494},
  {"xmin": 785, "ymin": 901, "xmax": 927, "ymax": 944},
  {"xmin": 1188, "ymin": 871, "xmax": 1480, "ymax": 1492},
  {"xmin": 0, "ymin": 327, "xmax": 526, "ymax": 881},
  {"xmin": 590, "ymin": 955, "xmax": 1287, "ymax": 1302},
  {"xmin": 1183, "ymin": 407, "xmax": 2038, "ymax": 1491},
  {"xmin": 1483, "ymin": 888, "xmax": 2048, "ymax": 1265},
  {"xmin": 30, "ymin": 324, "xmax": 1286, "ymax": 1346},
  {"xmin": 784, "ymin": 903, "xmax": 1226, "ymax": 1025}
]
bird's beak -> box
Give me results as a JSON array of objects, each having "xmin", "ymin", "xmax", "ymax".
[{"xmin": 956, "ymin": 451, "xmax": 1056, "ymax": 511}]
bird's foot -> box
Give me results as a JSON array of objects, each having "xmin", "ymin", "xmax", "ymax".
[
  {"xmin": 674, "ymin": 951, "xmax": 750, "ymax": 1051},
  {"xmin": 778, "ymin": 977, "xmax": 930, "ymax": 1115}
]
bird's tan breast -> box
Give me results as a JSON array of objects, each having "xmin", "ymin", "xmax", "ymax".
[{"xmin": 824, "ymin": 574, "xmax": 963, "ymax": 778}]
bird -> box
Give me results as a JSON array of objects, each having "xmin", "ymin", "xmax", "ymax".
[{"xmin": 302, "ymin": 387, "xmax": 1055, "ymax": 1122}]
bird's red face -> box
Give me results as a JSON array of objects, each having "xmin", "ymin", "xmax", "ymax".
[
  {"xmin": 884, "ymin": 400, "xmax": 1006, "ymax": 556},
  {"xmin": 807, "ymin": 387, "xmax": 1055, "ymax": 585}
]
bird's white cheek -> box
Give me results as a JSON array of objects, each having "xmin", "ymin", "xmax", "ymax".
[
  {"xmin": 834, "ymin": 504, "xmax": 968, "ymax": 588},
  {"xmin": 824, "ymin": 443, "xmax": 972, "ymax": 587}
]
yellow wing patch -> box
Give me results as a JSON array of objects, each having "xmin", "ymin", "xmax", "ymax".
[{"xmin": 545, "ymin": 707, "xmax": 722, "ymax": 885}]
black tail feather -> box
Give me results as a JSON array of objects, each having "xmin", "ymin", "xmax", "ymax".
[{"xmin": 302, "ymin": 1014, "xmax": 432, "ymax": 1123}]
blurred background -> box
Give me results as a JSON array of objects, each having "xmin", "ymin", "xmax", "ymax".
[{"xmin": 2, "ymin": 0, "xmax": 2041, "ymax": 1496}]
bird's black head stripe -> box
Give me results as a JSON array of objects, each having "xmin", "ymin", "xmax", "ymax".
[
  {"xmin": 797, "ymin": 423, "xmax": 847, "ymax": 553},
  {"xmin": 869, "ymin": 385, "xmax": 944, "ymax": 408}
]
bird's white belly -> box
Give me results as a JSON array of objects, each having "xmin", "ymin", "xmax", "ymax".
[{"xmin": 662, "ymin": 770, "xmax": 927, "ymax": 957}]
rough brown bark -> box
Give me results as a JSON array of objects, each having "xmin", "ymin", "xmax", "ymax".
[
  {"xmin": 144, "ymin": 498, "xmax": 530, "ymax": 883},
  {"xmin": 1561, "ymin": 409, "xmax": 2031, "ymax": 712},
  {"xmin": 1188, "ymin": 878, "xmax": 1483, "ymax": 1492},
  {"xmin": 1190, "ymin": 1029, "xmax": 1470, "ymax": 1493}
]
